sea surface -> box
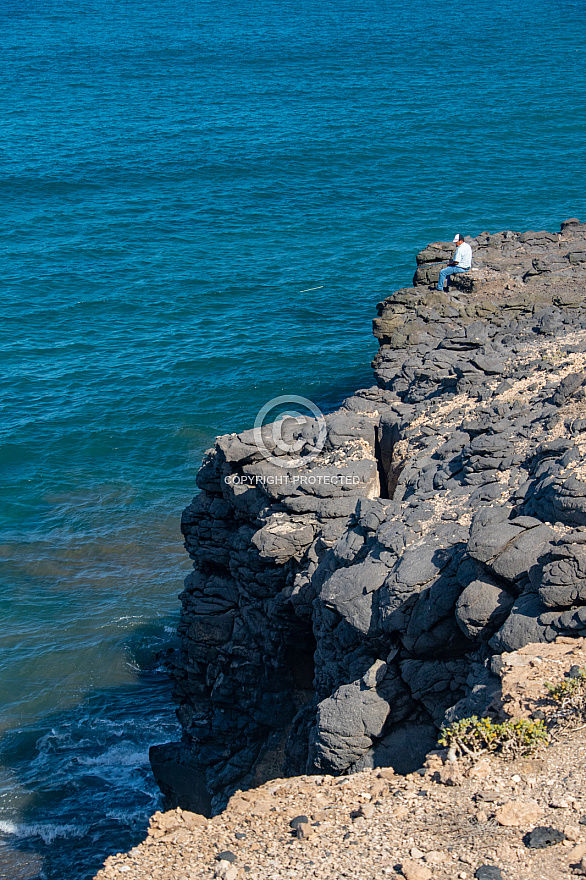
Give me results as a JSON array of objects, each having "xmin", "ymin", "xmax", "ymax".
[{"xmin": 1, "ymin": 0, "xmax": 586, "ymax": 876}]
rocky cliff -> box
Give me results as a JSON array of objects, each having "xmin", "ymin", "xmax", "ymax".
[{"xmin": 150, "ymin": 217, "xmax": 586, "ymax": 818}]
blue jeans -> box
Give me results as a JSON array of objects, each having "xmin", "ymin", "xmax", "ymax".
[{"xmin": 437, "ymin": 265, "xmax": 469, "ymax": 291}]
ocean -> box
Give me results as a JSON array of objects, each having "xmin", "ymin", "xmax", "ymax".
[{"xmin": 1, "ymin": 0, "xmax": 586, "ymax": 876}]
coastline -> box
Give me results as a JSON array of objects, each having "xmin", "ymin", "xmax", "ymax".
[{"xmin": 101, "ymin": 216, "xmax": 586, "ymax": 877}]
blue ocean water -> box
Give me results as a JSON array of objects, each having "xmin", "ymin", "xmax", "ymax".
[{"xmin": 1, "ymin": 0, "xmax": 586, "ymax": 876}]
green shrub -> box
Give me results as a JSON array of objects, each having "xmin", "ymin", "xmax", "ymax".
[
  {"xmin": 546, "ymin": 667, "xmax": 586, "ymax": 726},
  {"xmin": 439, "ymin": 666, "xmax": 586, "ymax": 761},
  {"xmin": 438, "ymin": 715, "xmax": 549, "ymax": 759}
]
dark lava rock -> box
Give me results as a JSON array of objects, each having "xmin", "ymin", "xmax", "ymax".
[
  {"xmin": 537, "ymin": 544, "xmax": 586, "ymax": 608},
  {"xmin": 455, "ymin": 578, "xmax": 515, "ymax": 641},
  {"xmin": 216, "ymin": 851, "xmax": 237, "ymax": 862},
  {"xmin": 551, "ymin": 371, "xmax": 585, "ymax": 406},
  {"xmin": 489, "ymin": 593, "xmax": 552, "ymax": 653},
  {"xmin": 524, "ymin": 826, "xmax": 566, "ymax": 848},
  {"xmin": 289, "ymin": 815, "xmax": 310, "ymax": 830},
  {"xmin": 475, "ymin": 867, "xmax": 504, "ymax": 880}
]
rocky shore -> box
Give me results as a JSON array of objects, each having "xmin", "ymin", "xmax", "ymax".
[{"xmin": 96, "ymin": 217, "xmax": 586, "ymax": 876}]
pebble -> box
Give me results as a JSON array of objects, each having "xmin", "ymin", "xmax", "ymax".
[
  {"xmin": 424, "ymin": 850, "xmax": 446, "ymax": 864},
  {"xmin": 400, "ymin": 860, "xmax": 432, "ymax": 880},
  {"xmin": 495, "ymin": 800, "xmax": 542, "ymax": 827},
  {"xmin": 564, "ymin": 823, "xmax": 581, "ymax": 841},
  {"xmin": 215, "ymin": 866, "xmax": 238, "ymax": 880}
]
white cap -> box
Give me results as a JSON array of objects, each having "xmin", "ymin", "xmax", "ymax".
[{"xmin": 453, "ymin": 234, "xmax": 462, "ymax": 242}]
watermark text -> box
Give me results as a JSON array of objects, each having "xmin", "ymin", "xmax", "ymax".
[{"xmin": 224, "ymin": 474, "xmax": 363, "ymax": 487}]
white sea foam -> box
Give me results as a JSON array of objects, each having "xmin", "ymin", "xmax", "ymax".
[
  {"xmin": 0, "ymin": 819, "xmax": 87, "ymax": 844},
  {"xmin": 76, "ymin": 745, "xmax": 149, "ymax": 768}
]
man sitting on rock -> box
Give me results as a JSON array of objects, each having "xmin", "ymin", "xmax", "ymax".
[{"xmin": 436, "ymin": 234, "xmax": 472, "ymax": 291}]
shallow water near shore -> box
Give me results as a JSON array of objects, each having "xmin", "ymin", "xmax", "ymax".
[{"xmin": 2, "ymin": 0, "xmax": 586, "ymax": 876}]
